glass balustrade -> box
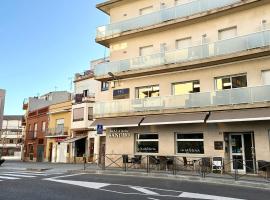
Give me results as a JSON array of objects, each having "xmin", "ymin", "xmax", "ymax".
[
  {"xmin": 94, "ymin": 30, "xmax": 270, "ymax": 77},
  {"xmin": 94, "ymin": 85, "xmax": 270, "ymax": 116},
  {"xmin": 96, "ymin": 0, "xmax": 240, "ymax": 38}
]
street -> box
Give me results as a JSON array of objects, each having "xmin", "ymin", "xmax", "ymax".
[{"xmin": 0, "ymin": 167, "xmax": 270, "ymax": 200}]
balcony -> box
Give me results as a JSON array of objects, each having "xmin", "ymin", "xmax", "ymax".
[
  {"xmin": 94, "ymin": 85, "xmax": 270, "ymax": 117},
  {"xmin": 94, "ymin": 29, "xmax": 270, "ymax": 79},
  {"xmin": 96, "ymin": 0, "xmax": 241, "ymax": 40},
  {"xmin": 73, "ymin": 93, "xmax": 95, "ymax": 104},
  {"xmin": 45, "ymin": 127, "xmax": 69, "ymax": 138},
  {"xmin": 74, "ymin": 70, "xmax": 94, "ymax": 82},
  {"xmin": 27, "ymin": 131, "xmax": 36, "ymax": 140}
]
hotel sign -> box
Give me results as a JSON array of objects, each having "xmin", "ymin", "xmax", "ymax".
[{"xmin": 109, "ymin": 129, "xmax": 131, "ymax": 138}]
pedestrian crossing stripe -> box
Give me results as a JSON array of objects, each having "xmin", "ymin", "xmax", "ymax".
[
  {"xmin": 1, "ymin": 173, "xmax": 36, "ymax": 178},
  {"xmin": 0, "ymin": 171, "xmax": 64, "ymax": 181},
  {"xmin": 0, "ymin": 175, "xmax": 20, "ymax": 180}
]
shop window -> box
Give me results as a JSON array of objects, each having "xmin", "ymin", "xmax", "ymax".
[
  {"xmin": 73, "ymin": 108, "xmax": 84, "ymax": 122},
  {"xmin": 176, "ymin": 133, "xmax": 204, "ymax": 154},
  {"xmin": 135, "ymin": 134, "xmax": 159, "ymax": 153},
  {"xmin": 139, "ymin": 6, "xmax": 153, "ymax": 15},
  {"xmin": 172, "ymin": 80, "xmax": 200, "ymax": 95},
  {"xmin": 262, "ymin": 70, "xmax": 270, "ymax": 85},
  {"xmin": 218, "ymin": 26, "xmax": 237, "ymax": 40},
  {"xmin": 88, "ymin": 107, "xmax": 93, "ymax": 120},
  {"xmin": 101, "ymin": 81, "xmax": 109, "ymax": 91},
  {"xmin": 136, "ymin": 85, "xmax": 160, "ymax": 99},
  {"xmin": 215, "ymin": 74, "xmax": 247, "ymax": 91}
]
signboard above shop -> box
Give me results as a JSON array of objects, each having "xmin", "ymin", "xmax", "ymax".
[{"xmin": 109, "ymin": 129, "xmax": 131, "ymax": 138}]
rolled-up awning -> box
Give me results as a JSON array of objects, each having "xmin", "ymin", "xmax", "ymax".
[
  {"xmin": 207, "ymin": 108, "xmax": 270, "ymax": 123},
  {"xmin": 62, "ymin": 136, "xmax": 87, "ymax": 143},
  {"xmin": 90, "ymin": 116, "xmax": 144, "ymax": 128},
  {"xmin": 140, "ymin": 112, "xmax": 208, "ymax": 126}
]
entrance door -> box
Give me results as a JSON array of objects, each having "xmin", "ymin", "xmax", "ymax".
[
  {"xmin": 48, "ymin": 143, "xmax": 53, "ymax": 162},
  {"xmin": 230, "ymin": 134, "xmax": 246, "ymax": 173},
  {"xmin": 229, "ymin": 133, "xmax": 256, "ymax": 173},
  {"xmin": 37, "ymin": 145, "xmax": 44, "ymax": 162}
]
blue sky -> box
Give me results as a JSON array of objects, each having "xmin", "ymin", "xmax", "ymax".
[{"xmin": 0, "ymin": 0, "xmax": 108, "ymax": 115}]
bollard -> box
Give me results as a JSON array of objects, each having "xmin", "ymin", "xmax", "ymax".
[{"xmin": 83, "ymin": 154, "xmax": 87, "ymax": 170}]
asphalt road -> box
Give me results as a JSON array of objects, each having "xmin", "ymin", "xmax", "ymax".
[{"xmin": 0, "ymin": 169, "xmax": 270, "ymax": 200}]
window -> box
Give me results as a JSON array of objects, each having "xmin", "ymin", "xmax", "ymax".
[
  {"xmin": 83, "ymin": 89, "xmax": 89, "ymax": 97},
  {"xmin": 73, "ymin": 108, "xmax": 84, "ymax": 122},
  {"xmin": 34, "ymin": 123, "xmax": 38, "ymax": 138},
  {"xmin": 176, "ymin": 133, "xmax": 204, "ymax": 154},
  {"xmin": 88, "ymin": 107, "xmax": 93, "ymax": 120},
  {"xmin": 139, "ymin": 45, "xmax": 153, "ymax": 56},
  {"xmin": 262, "ymin": 70, "xmax": 270, "ymax": 85},
  {"xmin": 218, "ymin": 26, "xmax": 237, "ymax": 40},
  {"xmin": 172, "ymin": 80, "xmax": 200, "ymax": 95},
  {"xmin": 176, "ymin": 37, "xmax": 192, "ymax": 49},
  {"xmin": 136, "ymin": 134, "xmax": 159, "ymax": 153},
  {"xmin": 101, "ymin": 81, "xmax": 109, "ymax": 91},
  {"xmin": 215, "ymin": 74, "xmax": 247, "ymax": 91},
  {"xmin": 175, "ymin": 0, "xmax": 192, "ymax": 5},
  {"xmin": 9, "ymin": 139, "xmax": 14, "ymax": 144},
  {"xmin": 136, "ymin": 85, "xmax": 160, "ymax": 99},
  {"xmin": 42, "ymin": 121, "xmax": 46, "ymax": 132},
  {"xmin": 56, "ymin": 118, "xmax": 64, "ymax": 133},
  {"xmin": 139, "ymin": 6, "xmax": 153, "ymax": 15}
]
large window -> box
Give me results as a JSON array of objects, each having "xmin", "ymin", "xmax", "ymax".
[
  {"xmin": 139, "ymin": 45, "xmax": 153, "ymax": 56},
  {"xmin": 42, "ymin": 121, "xmax": 46, "ymax": 132},
  {"xmin": 101, "ymin": 81, "xmax": 109, "ymax": 91},
  {"xmin": 176, "ymin": 37, "xmax": 192, "ymax": 49},
  {"xmin": 176, "ymin": 133, "xmax": 204, "ymax": 154},
  {"xmin": 56, "ymin": 118, "xmax": 64, "ymax": 133},
  {"xmin": 139, "ymin": 6, "xmax": 153, "ymax": 15},
  {"xmin": 73, "ymin": 108, "xmax": 84, "ymax": 122},
  {"xmin": 172, "ymin": 80, "xmax": 200, "ymax": 95},
  {"xmin": 135, "ymin": 134, "xmax": 159, "ymax": 153},
  {"xmin": 136, "ymin": 85, "xmax": 159, "ymax": 99},
  {"xmin": 262, "ymin": 70, "xmax": 270, "ymax": 85},
  {"xmin": 218, "ymin": 26, "xmax": 237, "ymax": 40},
  {"xmin": 34, "ymin": 123, "xmax": 38, "ymax": 138},
  {"xmin": 215, "ymin": 74, "xmax": 247, "ymax": 91}
]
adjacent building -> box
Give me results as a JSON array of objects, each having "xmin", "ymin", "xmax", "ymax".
[
  {"xmin": 0, "ymin": 115, "xmax": 23, "ymax": 160},
  {"xmin": 69, "ymin": 69, "xmax": 103, "ymax": 163},
  {"xmin": 0, "ymin": 89, "xmax": 5, "ymax": 130},
  {"xmin": 93, "ymin": 0, "xmax": 270, "ymax": 173},
  {"xmin": 46, "ymin": 101, "xmax": 72, "ymax": 163},
  {"xmin": 23, "ymin": 91, "xmax": 71, "ymax": 162}
]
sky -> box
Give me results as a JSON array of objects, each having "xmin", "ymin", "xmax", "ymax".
[{"xmin": 0, "ymin": 0, "xmax": 108, "ymax": 115}]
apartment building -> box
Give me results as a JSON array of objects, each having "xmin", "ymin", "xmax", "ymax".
[
  {"xmin": 93, "ymin": 0, "xmax": 270, "ymax": 173},
  {"xmin": 0, "ymin": 115, "xmax": 23, "ymax": 160},
  {"xmin": 0, "ymin": 89, "xmax": 5, "ymax": 129},
  {"xmin": 23, "ymin": 91, "xmax": 71, "ymax": 162},
  {"xmin": 46, "ymin": 101, "xmax": 72, "ymax": 163},
  {"xmin": 69, "ymin": 69, "xmax": 102, "ymax": 163}
]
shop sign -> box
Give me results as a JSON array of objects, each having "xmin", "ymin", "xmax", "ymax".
[
  {"xmin": 113, "ymin": 88, "xmax": 130, "ymax": 100},
  {"xmin": 109, "ymin": 129, "xmax": 131, "ymax": 138},
  {"xmin": 55, "ymin": 138, "xmax": 65, "ymax": 143},
  {"xmin": 178, "ymin": 148, "xmax": 203, "ymax": 154}
]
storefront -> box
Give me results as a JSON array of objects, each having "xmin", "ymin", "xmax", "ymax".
[{"xmin": 94, "ymin": 109, "xmax": 270, "ymax": 174}]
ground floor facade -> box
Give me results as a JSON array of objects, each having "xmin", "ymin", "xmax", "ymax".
[
  {"xmin": 45, "ymin": 137, "xmax": 70, "ymax": 163},
  {"xmin": 104, "ymin": 120, "xmax": 270, "ymax": 174},
  {"xmin": 24, "ymin": 138, "xmax": 46, "ymax": 162},
  {"xmin": 0, "ymin": 145, "xmax": 22, "ymax": 160}
]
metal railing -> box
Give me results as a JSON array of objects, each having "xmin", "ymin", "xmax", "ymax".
[
  {"xmin": 45, "ymin": 127, "xmax": 68, "ymax": 137},
  {"xmin": 94, "ymin": 85, "xmax": 270, "ymax": 117},
  {"xmin": 84, "ymin": 154, "xmax": 270, "ymax": 183},
  {"xmin": 96, "ymin": 0, "xmax": 240, "ymax": 38},
  {"xmin": 94, "ymin": 29, "xmax": 270, "ymax": 77}
]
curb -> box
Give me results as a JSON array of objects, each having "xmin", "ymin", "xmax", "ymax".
[{"xmin": 68, "ymin": 169, "xmax": 270, "ymax": 190}]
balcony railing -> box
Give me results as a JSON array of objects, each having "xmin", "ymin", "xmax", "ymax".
[
  {"xmin": 45, "ymin": 127, "xmax": 68, "ymax": 137},
  {"xmin": 94, "ymin": 85, "xmax": 270, "ymax": 117},
  {"xmin": 94, "ymin": 29, "xmax": 270, "ymax": 77},
  {"xmin": 73, "ymin": 93, "xmax": 95, "ymax": 104},
  {"xmin": 96, "ymin": 0, "xmax": 240, "ymax": 39}
]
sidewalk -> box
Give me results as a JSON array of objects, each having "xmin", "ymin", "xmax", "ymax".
[{"xmin": 0, "ymin": 160, "xmax": 84, "ymax": 173}]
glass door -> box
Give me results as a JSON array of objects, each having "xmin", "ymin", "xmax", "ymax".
[{"xmin": 229, "ymin": 134, "xmax": 246, "ymax": 173}]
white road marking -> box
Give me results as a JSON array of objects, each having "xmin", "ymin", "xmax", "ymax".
[
  {"xmin": 147, "ymin": 198, "xmax": 160, "ymax": 200},
  {"xmin": 130, "ymin": 186, "xmax": 159, "ymax": 195},
  {"xmin": 179, "ymin": 192, "xmax": 244, "ymax": 200},
  {"xmin": 0, "ymin": 175, "xmax": 20, "ymax": 180},
  {"xmin": 45, "ymin": 177, "xmax": 246, "ymax": 200},
  {"xmin": 4, "ymin": 172, "xmax": 47, "ymax": 176},
  {"xmin": 0, "ymin": 173, "xmax": 36, "ymax": 178}
]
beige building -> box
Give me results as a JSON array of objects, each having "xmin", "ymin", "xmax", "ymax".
[{"xmin": 93, "ymin": 0, "xmax": 270, "ymax": 173}]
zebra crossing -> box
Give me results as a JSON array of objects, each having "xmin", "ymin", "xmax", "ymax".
[{"xmin": 0, "ymin": 170, "xmax": 64, "ymax": 182}]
